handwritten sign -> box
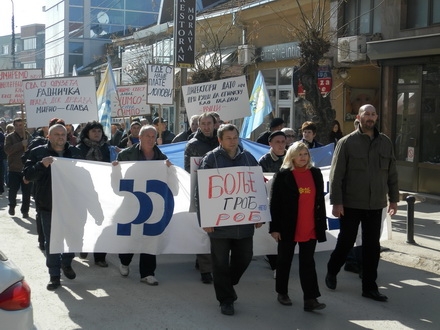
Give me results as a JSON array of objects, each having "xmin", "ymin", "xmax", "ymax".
[
  {"xmin": 147, "ymin": 64, "xmax": 174, "ymax": 105},
  {"xmin": 112, "ymin": 84, "xmax": 150, "ymax": 117},
  {"xmin": 182, "ymin": 76, "xmax": 249, "ymax": 122},
  {"xmin": 197, "ymin": 166, "xmax": 270, "ymax": 227},
  {"xmin": 0, "ymin": 69, "xmax": 43, "ymax": 105},
  {"xmin": 23, "ymin": 76, "xmax": 98, "ymax": 127}
]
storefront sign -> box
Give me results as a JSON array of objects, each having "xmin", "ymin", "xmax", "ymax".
[
  {"xmin": 174, "ymin": 0, "xmax": 196, "ymax": 68},
  {"xmin": 258, "ymin": 42, "xmax": 301, "ymax": 62}
]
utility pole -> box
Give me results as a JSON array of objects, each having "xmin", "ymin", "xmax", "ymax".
[{"xmin": 11, "ymin": 0, "xmax": 16, "ymax": 69}]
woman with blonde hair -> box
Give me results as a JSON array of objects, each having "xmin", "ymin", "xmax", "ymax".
[{"xmin": 269, "ymin": 141, "xmax": 327, "ymax": 311}]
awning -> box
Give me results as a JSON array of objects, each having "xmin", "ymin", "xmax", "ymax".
[{"xmin": 367, "ymin": 33, "xmax": 440, "ymax": 60}]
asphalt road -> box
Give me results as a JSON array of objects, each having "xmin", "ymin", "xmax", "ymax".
[{"xmin": 1, "ymin": 196, "xmax": 440, "ymax": 330}]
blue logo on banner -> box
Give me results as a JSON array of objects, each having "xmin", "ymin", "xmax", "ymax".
[{"xmin": 117, "ymin": 179, "xmax": 174, "ymax": 236}]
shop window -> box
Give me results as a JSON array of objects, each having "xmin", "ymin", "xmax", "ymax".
[{"xmin": 420, "ymin": 64, "xmax": 440, "ymax": 163}]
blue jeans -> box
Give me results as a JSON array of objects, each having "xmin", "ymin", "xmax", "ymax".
[
  {"xmin": 8, "ymin": 171, "xmax": 31, "ymax": 214},
  {"xmin": 327, "ymin": 208, "xmax": 382, "ymax": 291},
  {"xmin": 210, "ymin": 236, "xmax": 253, "ymax": 304},
  {"xmin": 41, "ymin": 210, "xmax": 75, "ymax": 276}
]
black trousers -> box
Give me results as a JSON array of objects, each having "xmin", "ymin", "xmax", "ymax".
[
  {"xmin": 210, "ymin": 236, "xmax": 253, "ymax": 304},
  {"xmin": 276, "ymin": 239, "xmax": 320, "ymax": 300},
  {"xmin": 327, "ymin": 207, "xmax": 382, "ymax": 291},
  {"xmin": 119, "ymin": 253, "xmax": 156, "ymax": 278}
]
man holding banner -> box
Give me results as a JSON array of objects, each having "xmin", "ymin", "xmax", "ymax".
[
  {"xmin": 23, "ymin": 124, "xmax": 83, "ymax": 291},
  {"xmin": 197, "ymin": 124, "xmax": 264, "ymax": 316}
]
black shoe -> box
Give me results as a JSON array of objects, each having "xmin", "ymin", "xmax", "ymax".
[
  {"xmin": 61, "ymin": 265, "xmax": 76, "ymax": 280},
  {"xmin": 195, "ymin": 259, "xmax": 199, "ymax": 270},
  {"xmin": 362, "ymin": 290, "xmax": 388, "ymax": 302},
  {"xmin": 220, "ymin": 303, "xmax": 234, "ymax": 315},
  {"xmin": 8, "ymin": 206, "xmax": 15, "ymax": 216},
  {"xmin": 325, "ymin": 273, "xmax": 337, "ymax": 290},
  {"xmin": 22, "ymin": 213, "xmax": 29, "ymax": 219},
  {"xmin": 79, "ymin": 253, "xmax": 88, "ymax": 259},
  {"xmin": 277, "ymin": 293, "xmax": 292, "ymax": 306},
  {"xmin": 201, "ymin": 272, "xmax": 212, "ymax": 284},
  {"xmin": 304, "ymin": 298, "xmax": 326, "ymax": 312},
  {"xmin": 95, "ymin": 260, "xmax": 109, "ymax": 267},
  {"xmin": 39, "ymin": 243, "xmax": 45, "ymax": 251},
  {"xmin": 47, "ymin": 276, "xmax": 61, "ymax": 291}
]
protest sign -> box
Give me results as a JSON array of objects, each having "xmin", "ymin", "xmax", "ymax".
[
  {"xmin": 111, "ymin": 85, "xmax": 150, "ymax": 117},
  {"xmin": 181, "ymin": 76, "xmax": 249, "ymax": 121},
  {"xmin": 147, "ymin": 64, "xmax": 174, "ymax": 105},
  {"xmin": 23, "ymin": 76, "xmax": 98, "ymax": 127},
  {"xmin": 0, "ymin": 69, "xmax": 42, "ymax": 105},
  {"xmin": 197, "ymin": 166, "xmax": 270, "ymax": 227},
  {"xmin": 188, "ymin": 156, "xmax": 202, "ymax": 212}
]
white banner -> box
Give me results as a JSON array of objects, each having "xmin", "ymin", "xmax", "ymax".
[
  {"xmin": 0, "ymin": 69, "xmax": 43, "ymax": 105},
  {"xmin": 49, "ymin": 160, "xmax": 389, "ymax": 255},
  {"xmin": 197, "ymin": 166, "xmax": 270, "ymax": 227},
  {"xmin": 147, "ymin": 65, "xmax": 174, "ymax": 105},
  {"xmin": 182, "ymin": 76, "xmax": 249, "ymax": 121},
  {"xmin": 23, "ymin": 76, "xmax": 98, "ymax": 127},
  {"xmin": 112, "ymin": 85, "xmax": 150, "ymax": 117},
  {"xmin": 51, "ymin": 159, "xmax": 209, "ymax": 254}
]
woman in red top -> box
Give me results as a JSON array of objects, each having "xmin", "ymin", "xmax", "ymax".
[{"xmin": 269, "ymin": 141, "xmax": 327, "ymax": 311}]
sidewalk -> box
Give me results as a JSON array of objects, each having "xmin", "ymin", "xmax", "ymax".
[{"xmin": 380, "ymin": 193, "xmax": 440, "ymax": 275}]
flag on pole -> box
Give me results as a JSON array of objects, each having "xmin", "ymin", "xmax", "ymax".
[
  {"xmin": 96, "ymin": 57, "xmax": 117, "ymax": 138},
  {"xmin": 239, "ymin": 71, "xmax": 273, "ymax": 139}
]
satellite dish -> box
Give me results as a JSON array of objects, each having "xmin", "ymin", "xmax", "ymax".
[{"xmin": 97, "ymin": 12, "xmax": 110, "ymax": 24}]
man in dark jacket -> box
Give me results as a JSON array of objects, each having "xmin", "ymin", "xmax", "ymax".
[
  {"xmin": 172, "ymin": 115, "xmax": 199, "ymax": 143},
  {"xmin": 115, "ymin": 125, "xmax": 171, "ymax": 286},
  {"xmin": 256, "ymin": 117, "xmax": 285, "ymax": 145},
  {"xmin": 198, "ymin": 124, "xmax": 263, "ymax": 316},
  {"xmin": 23, "ymin": 124, "xmax": 83, "ymax": 291},
  {"xmin": 184, "ymin": 113, "xmax": 219, "ymax": 284}
]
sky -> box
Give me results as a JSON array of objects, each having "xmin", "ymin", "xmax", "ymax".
[{"xmin": 0, "ymin": 0, "xmax": 46, "ymax": 37}]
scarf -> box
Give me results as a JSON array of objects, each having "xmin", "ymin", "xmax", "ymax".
[{"xmin": 83, "ymin": 137, "xmax": 105, "ymax": 161}]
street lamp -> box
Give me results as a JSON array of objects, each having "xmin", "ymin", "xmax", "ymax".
[{"xmin": 11, "ymin": 0, "xmax": 15, "ymax": 69}]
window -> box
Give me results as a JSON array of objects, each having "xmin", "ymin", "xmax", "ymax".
[
  {"xmin": 406, "ymin": 0, "xmax": 440, "ymax": 28},
  {"xmin": 420, "ymin": 64, "xmax": 440, "ymax": 163},
  {"xmin": 2, "ymin": 45, "xmax": 9, "ymax": 55},
  {"xmin": 23, "ymin": 62, "xmax": 37, "ymax": 69},
  {"xmin": 343, "ymin": 0, "xmax": 382, "ymax": 35},
  {"xmin": 23, "ymin": 38, "xmax": 37, "ymax": 50}
]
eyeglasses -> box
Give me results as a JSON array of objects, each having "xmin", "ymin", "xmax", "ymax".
[{"xmin": 285, "ymin": 135, "xmax": 295, "ymax": 138}]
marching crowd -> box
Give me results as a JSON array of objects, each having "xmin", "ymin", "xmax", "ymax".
[{"xmin": 2, "ymin": 103, "xmax": 398, "ymax": 316}]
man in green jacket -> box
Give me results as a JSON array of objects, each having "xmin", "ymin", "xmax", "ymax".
[{"xmin": 325, "ymin": 104, "xmax": 399, "ymax": 302}]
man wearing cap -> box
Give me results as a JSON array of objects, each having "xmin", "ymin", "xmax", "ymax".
[
  {"xmin": 256, "ymin": 117, "xmax": 285, "ymax": 145},
  {"xmin": 153, "ymin": 117, "xmax": 175, "ymax": 145},
  {"xmin": 118, "ymin": 121, "xmax": 142, "ymax": 148},
  {"xmin": 258, "ymin": 130, "xmax": 287, "ymax": 276}
]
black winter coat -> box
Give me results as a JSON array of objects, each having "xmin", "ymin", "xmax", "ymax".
[
  {"xmin": 269, "ymin": 167, "xmax": 327, "ymax": 243},
  {"xmin": 23, "ymin": 142, "xmax": 83, "ymax": 212}
]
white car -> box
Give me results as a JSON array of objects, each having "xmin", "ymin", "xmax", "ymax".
[{"xmin": 0, "ymin": 250, "xmax": 34, "ymax": 330}]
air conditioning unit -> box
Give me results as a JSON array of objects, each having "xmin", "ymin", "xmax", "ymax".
[
  {"xmin": 238, "ymin": 45, "xmax": 255, "ymax": 65},
  {"xmin": 337, "ymin": 36, "xmax": 367, "ymax": 63}
]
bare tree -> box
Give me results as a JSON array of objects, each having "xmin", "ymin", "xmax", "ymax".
[{"xmin": 295, "ymin": 0, "xmax": 334, "ymax": 144}]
